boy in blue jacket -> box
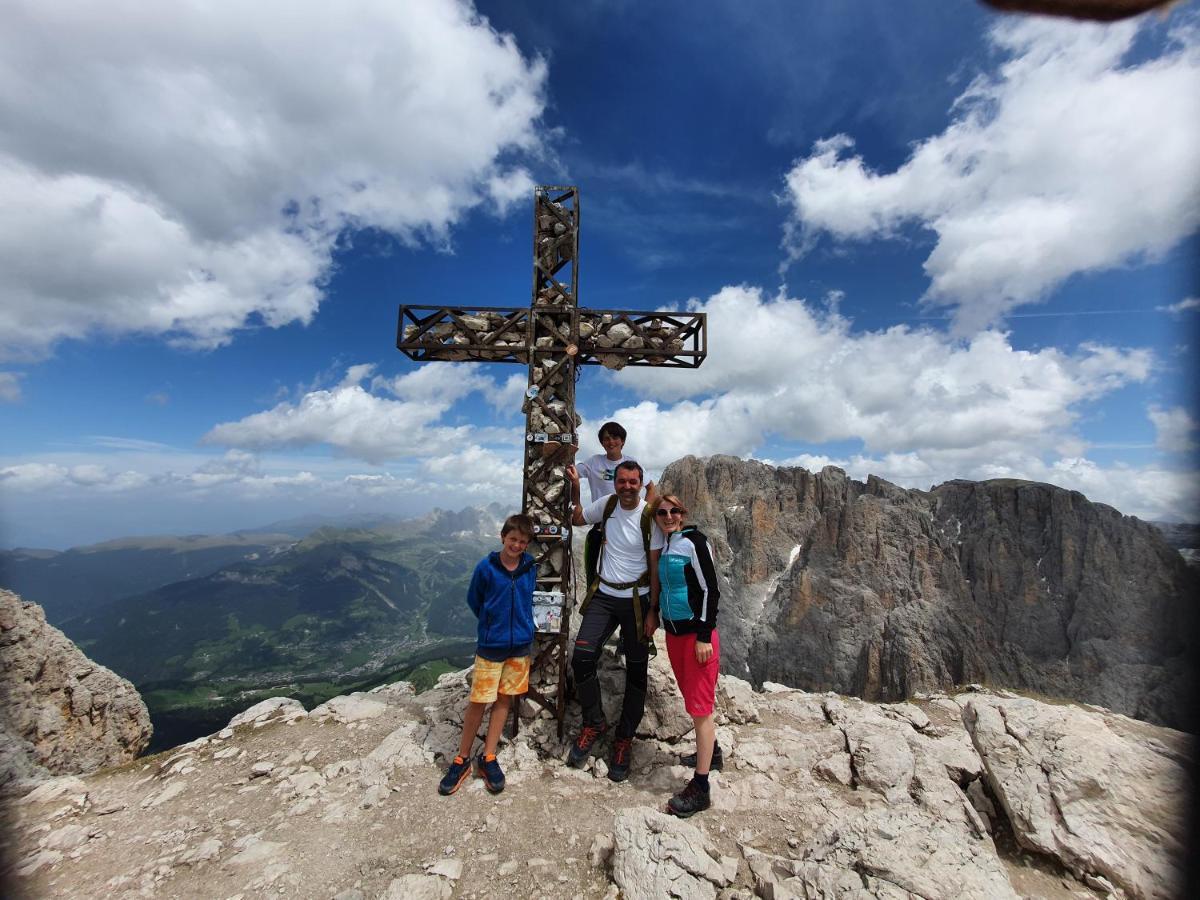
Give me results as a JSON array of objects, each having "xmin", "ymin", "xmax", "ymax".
[{"xmin": 438, "ymin": 513, "xmax": 537, "ymax": 796}]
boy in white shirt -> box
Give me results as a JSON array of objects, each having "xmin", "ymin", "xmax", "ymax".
[{"xmin": 575, "ymin": 421, "xmax": 631, "ymax": 502}]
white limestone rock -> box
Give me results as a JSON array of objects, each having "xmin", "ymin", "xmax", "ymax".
[
  {"xmin": 310, "ymin": 694, "xmax": 387, "ymax": 723},
  {"xmin": 715, "ymin": 674, "xmax": 760, "ymax": 724},
  {"xmin": 227, "ymin": 698, "xmax": 306, "ymax": 729},
  {"xmin": 1, "ymin": 591, "xmax": 151, "ymax": 785},
  {"xmin": 381, "ymin": 873, "xmax": 452, "ymax": 899},
  {"xmin": 963, "ymin": 695, "xmax": 1191, "ymax": 900},
  {"xmin": 610, "ymin": 807, "xmax": 734, "ymax": 900},
  {"xmin": 18, "ymin": 774, "xmax": 88, "ymax": 807}
]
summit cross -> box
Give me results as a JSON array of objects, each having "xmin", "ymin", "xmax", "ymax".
[{"xmin": 397, "ymin": 185, "xmax": 708, "ymax": 734}]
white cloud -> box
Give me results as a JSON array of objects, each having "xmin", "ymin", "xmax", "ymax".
[
  {"xmin": 782, "ymin": 19, "xmax": 1200, "ymax": 331},
  {"xmin": 0, "ymin": 444, "xmax": 525, "ymax": 547},
  {"xmin": 608, "ymin": 286, "xmax": 1151, "ymax": 472},
  {"xmin": 0, "ymin": 371, "xmax": 22, "ymax": 402},
  {"xmin": 0, "ymin": 449, "xmax": 331, "ymax": 502},
  {"xmin": 204, "ymin": 364, "xmax": 520, "ymax": 464},
  {"xmin": 0, "ymin": 0, "xmax": 546, "ymax": 360},
  {"xmin": 0, "ymin": 462, "xmax": 152, "ymax": 493},
  {"xmin": 422, "ymin": 444, "xmax": 523, "ymax": 496},
  {"xmin": 568, "ymin": 284, "xmax": 1200, "ymax": 519},
  {"xmin": 773, "ymin": 448, "xmax": 1200, "ymax": 524},
  {"xmin": 1148, "ymin": 404, "xmax": 1198, "ymax": 453},
  {"xmin": 1157, "ymin": 297, "xmax": 1200, "ymax": 315}
]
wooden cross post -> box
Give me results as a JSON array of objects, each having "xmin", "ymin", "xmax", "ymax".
[{"xmin": 397, "ymin": 185, "xmax": 707, "ymax": 737}]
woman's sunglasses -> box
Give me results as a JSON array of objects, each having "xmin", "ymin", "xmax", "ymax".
[{"xmin": 655, "ymin": 506, "xmax": 687, "ymax": 517}]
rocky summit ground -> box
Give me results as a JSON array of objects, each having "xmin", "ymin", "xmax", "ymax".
[{"xmin": 4, "ymin": 636, "xmax": 1191, "ymax": 900}]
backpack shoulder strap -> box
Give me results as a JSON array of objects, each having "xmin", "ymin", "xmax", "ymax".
[
  {"xmin": 639, "ymin": 505, "xmax": 654, "ymax": 554},
  {"xmin": 600, "ymin": 494, "xmax": 619, "ymax": 532}
]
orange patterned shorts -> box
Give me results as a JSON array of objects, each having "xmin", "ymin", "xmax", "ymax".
[{"xmin": 469, "ymin": 655, "xmax": 530, "ymax": 704}]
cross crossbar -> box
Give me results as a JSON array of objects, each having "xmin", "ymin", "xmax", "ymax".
[{"xmin": 397, "ymin": 305, "xmax": 706, "ymax": 368}]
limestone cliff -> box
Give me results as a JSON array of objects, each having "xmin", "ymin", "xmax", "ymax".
[
  {"xmin": 0, "ymin": 590, "xmax": 152, "ymax": 793},
  {"xmin": 659, "ymin": 456, "xmax": 1197, "ymax": 731}
]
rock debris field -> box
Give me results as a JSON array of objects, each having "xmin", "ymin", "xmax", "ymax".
[{"xmin": 6, "ymin": 635, "xmax": 1191, "ymax": 900}]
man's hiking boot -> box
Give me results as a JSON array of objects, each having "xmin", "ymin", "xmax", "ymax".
[
  {"xmin": 667, "ymin": 778, "xmax": 711, "ymax": 818},
  {"xmin": 680, "ymin": 743, "xmax": 723, "ymax": 771},
  {"xmin": 475, "ymin": 753, "xmax": 505, "ymax": 794},
  {"xmin": 607, "ymin": 736, "xmax": 634, "ymax": 782},
  {"xmin": 437, "ymin": 755, "xmax": 472, "ymax": 795},
  {"xmin": 567, "ymin": 720, "xmax": 608, "ymax": 768}
]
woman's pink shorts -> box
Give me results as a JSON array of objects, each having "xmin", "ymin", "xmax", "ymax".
[{"xmin": 665, "ymin": 629, "xmax": 720, "ymax": 717}]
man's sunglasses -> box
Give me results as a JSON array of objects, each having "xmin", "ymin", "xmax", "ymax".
[{"xmin": 655, "ymin": 506, "xmax": 687, "ymax": 517}]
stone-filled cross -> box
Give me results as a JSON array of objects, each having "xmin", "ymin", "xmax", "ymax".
[{"xmin": 397, "ymin": 185, "xmax": 707, "ymax": 734}]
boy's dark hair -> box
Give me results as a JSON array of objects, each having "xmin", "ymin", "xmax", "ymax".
[
  {"xmin": 501, "ymin": 513, "xmax": 535, "ymax": 539},
  {"xmin": 598, "ymin": 421, "xmax": 627, "ymax": 443},
  {"xmin": 614, "ymin": 459, "xmax": 643, "ymax": 483}
]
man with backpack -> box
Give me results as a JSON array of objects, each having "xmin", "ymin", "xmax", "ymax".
[{"xmin": 564, "ymin": 459, "xmax": 662, "ymax": 782}]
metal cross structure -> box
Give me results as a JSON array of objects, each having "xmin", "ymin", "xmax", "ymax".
[{"xmin": 396, "ymin": 185, "xmax": 707, "ymax": 735}]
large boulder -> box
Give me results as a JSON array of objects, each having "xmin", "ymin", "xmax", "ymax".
[
  {"xmin": 609, "ymin": 807, "xmax": 736, "ymax": 900},
  {"xmin": 659, "ymin": 456, "xmax": 1197, "ymax": 730},
  {"xmin": 0, "ymin": 590, "xmax": 151, "ymax": 792},
  {"xmin": 962, "ymin": 694, "xmax": 1191, "ymax": 900}
]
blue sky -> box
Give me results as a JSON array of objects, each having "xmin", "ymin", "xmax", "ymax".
[{"xmin": 1, "ymin": 0, "xmax": 1197, "ymax": 549}]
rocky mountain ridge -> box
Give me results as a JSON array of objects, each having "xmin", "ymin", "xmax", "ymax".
[
  {"xmin": 4, "ymin": 630, "xmax": 1191, "ymax": 900},
  {"xmin": 0, "ymin": 590, "xmax": 151, "ymax": 795},
  {"xmin": 659, "ymin": 457, "xmax": 1197, "ymax": 731}
]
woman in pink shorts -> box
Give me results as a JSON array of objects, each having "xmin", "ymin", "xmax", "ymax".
[{"xmin": 645, "ymin": 494, "xmax": 721, "ymax": 817}]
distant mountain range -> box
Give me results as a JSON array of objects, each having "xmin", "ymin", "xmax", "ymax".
[{"xmin": 0, "ymin": 505, "xmax": 506, "ymax": 751}]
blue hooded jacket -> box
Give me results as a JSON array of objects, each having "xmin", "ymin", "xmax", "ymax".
[{"xmin": 467, "ymin": 551, "xmax": 537, "ymax": 662}]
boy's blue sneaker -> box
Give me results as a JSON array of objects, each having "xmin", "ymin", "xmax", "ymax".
[
  {"xmin": 475, "ymin": 753, "xmax": 505, "ymax": 794},
  {"xmin": 438, "ymin": 755, "xmax": 472, "ymax": 795}
]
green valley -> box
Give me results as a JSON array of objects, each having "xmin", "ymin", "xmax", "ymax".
[{"xmin": 37, "ymin": 508, "xmax": 505, "ymax": 750}]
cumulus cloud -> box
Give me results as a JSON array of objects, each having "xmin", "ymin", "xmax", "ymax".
[
  {"xmin": 204, "ymin": 363, "xmax": 520, "ymax": 464},
  {"xmin": 0, "ymin": 462, "xmax": 152, "ymax": 493},
  {"xmin": 772, "ymin": 448, "xmax": 1199, "ymax": 523},
  {"xmin": 0, "ymin": 0, "xmax": 546, "ymax": 360},
  {"xmin": 610, "ymin": 286, "xmax": 1151, "ymax": 472},
  {"xmin": 1148, "ymin": 404, "xmax": 1198, "ymax": 453},
  {"xmin": 0, "ymin": 371, "xmax": 22, "ymax": 402},
  {"xmin": 422, "ymin": 444, "xmax": 523, "ymax": 496},
  {"xmin": 782, "ymin": 18, "xmax": 1200, "ymax": 331}
]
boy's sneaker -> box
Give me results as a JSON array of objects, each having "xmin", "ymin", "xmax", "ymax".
[
  {"xmin": 437, "ymin": 755, "xmax": 472, "ymax": 795},
  {"xmin": 567, "ymin": 720, "xmax": 608, "ymax": 768},
  {"xmin": 680, "ymin": 744, "xmax": 724, "ymax": 771},
  {"xmin": 607, "ymin": 736, "xmax": 634, "ymax": 782},
  {"xmin": 667, "ymin": 779, "xmax": 711, "ymax": 818},
  {"xmin": 475, "ymin": 753, "xmax": 505, "ymax": 794}
]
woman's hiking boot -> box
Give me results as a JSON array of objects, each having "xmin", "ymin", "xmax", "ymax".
[
  {"xmin": 475, "ymin": 753, "xmax": 505, "ymax": 794},
  {"xmin": 679, "ymin": 743, "xmax": 723, "ymax": 771},
  {"xmin": 607, "ymin": 736, "xmax": 634, "ymax": 782},
  {"xmin": 567, "ymin": 720, "xmax": 608, "ymax": 768},
  {"xmin": 437, "ymin": 755, "xmax": 472, "ymax": 795},
  {"xmin": 667, "ymin": 778, "xmax": 711, "ymax": 817}
]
